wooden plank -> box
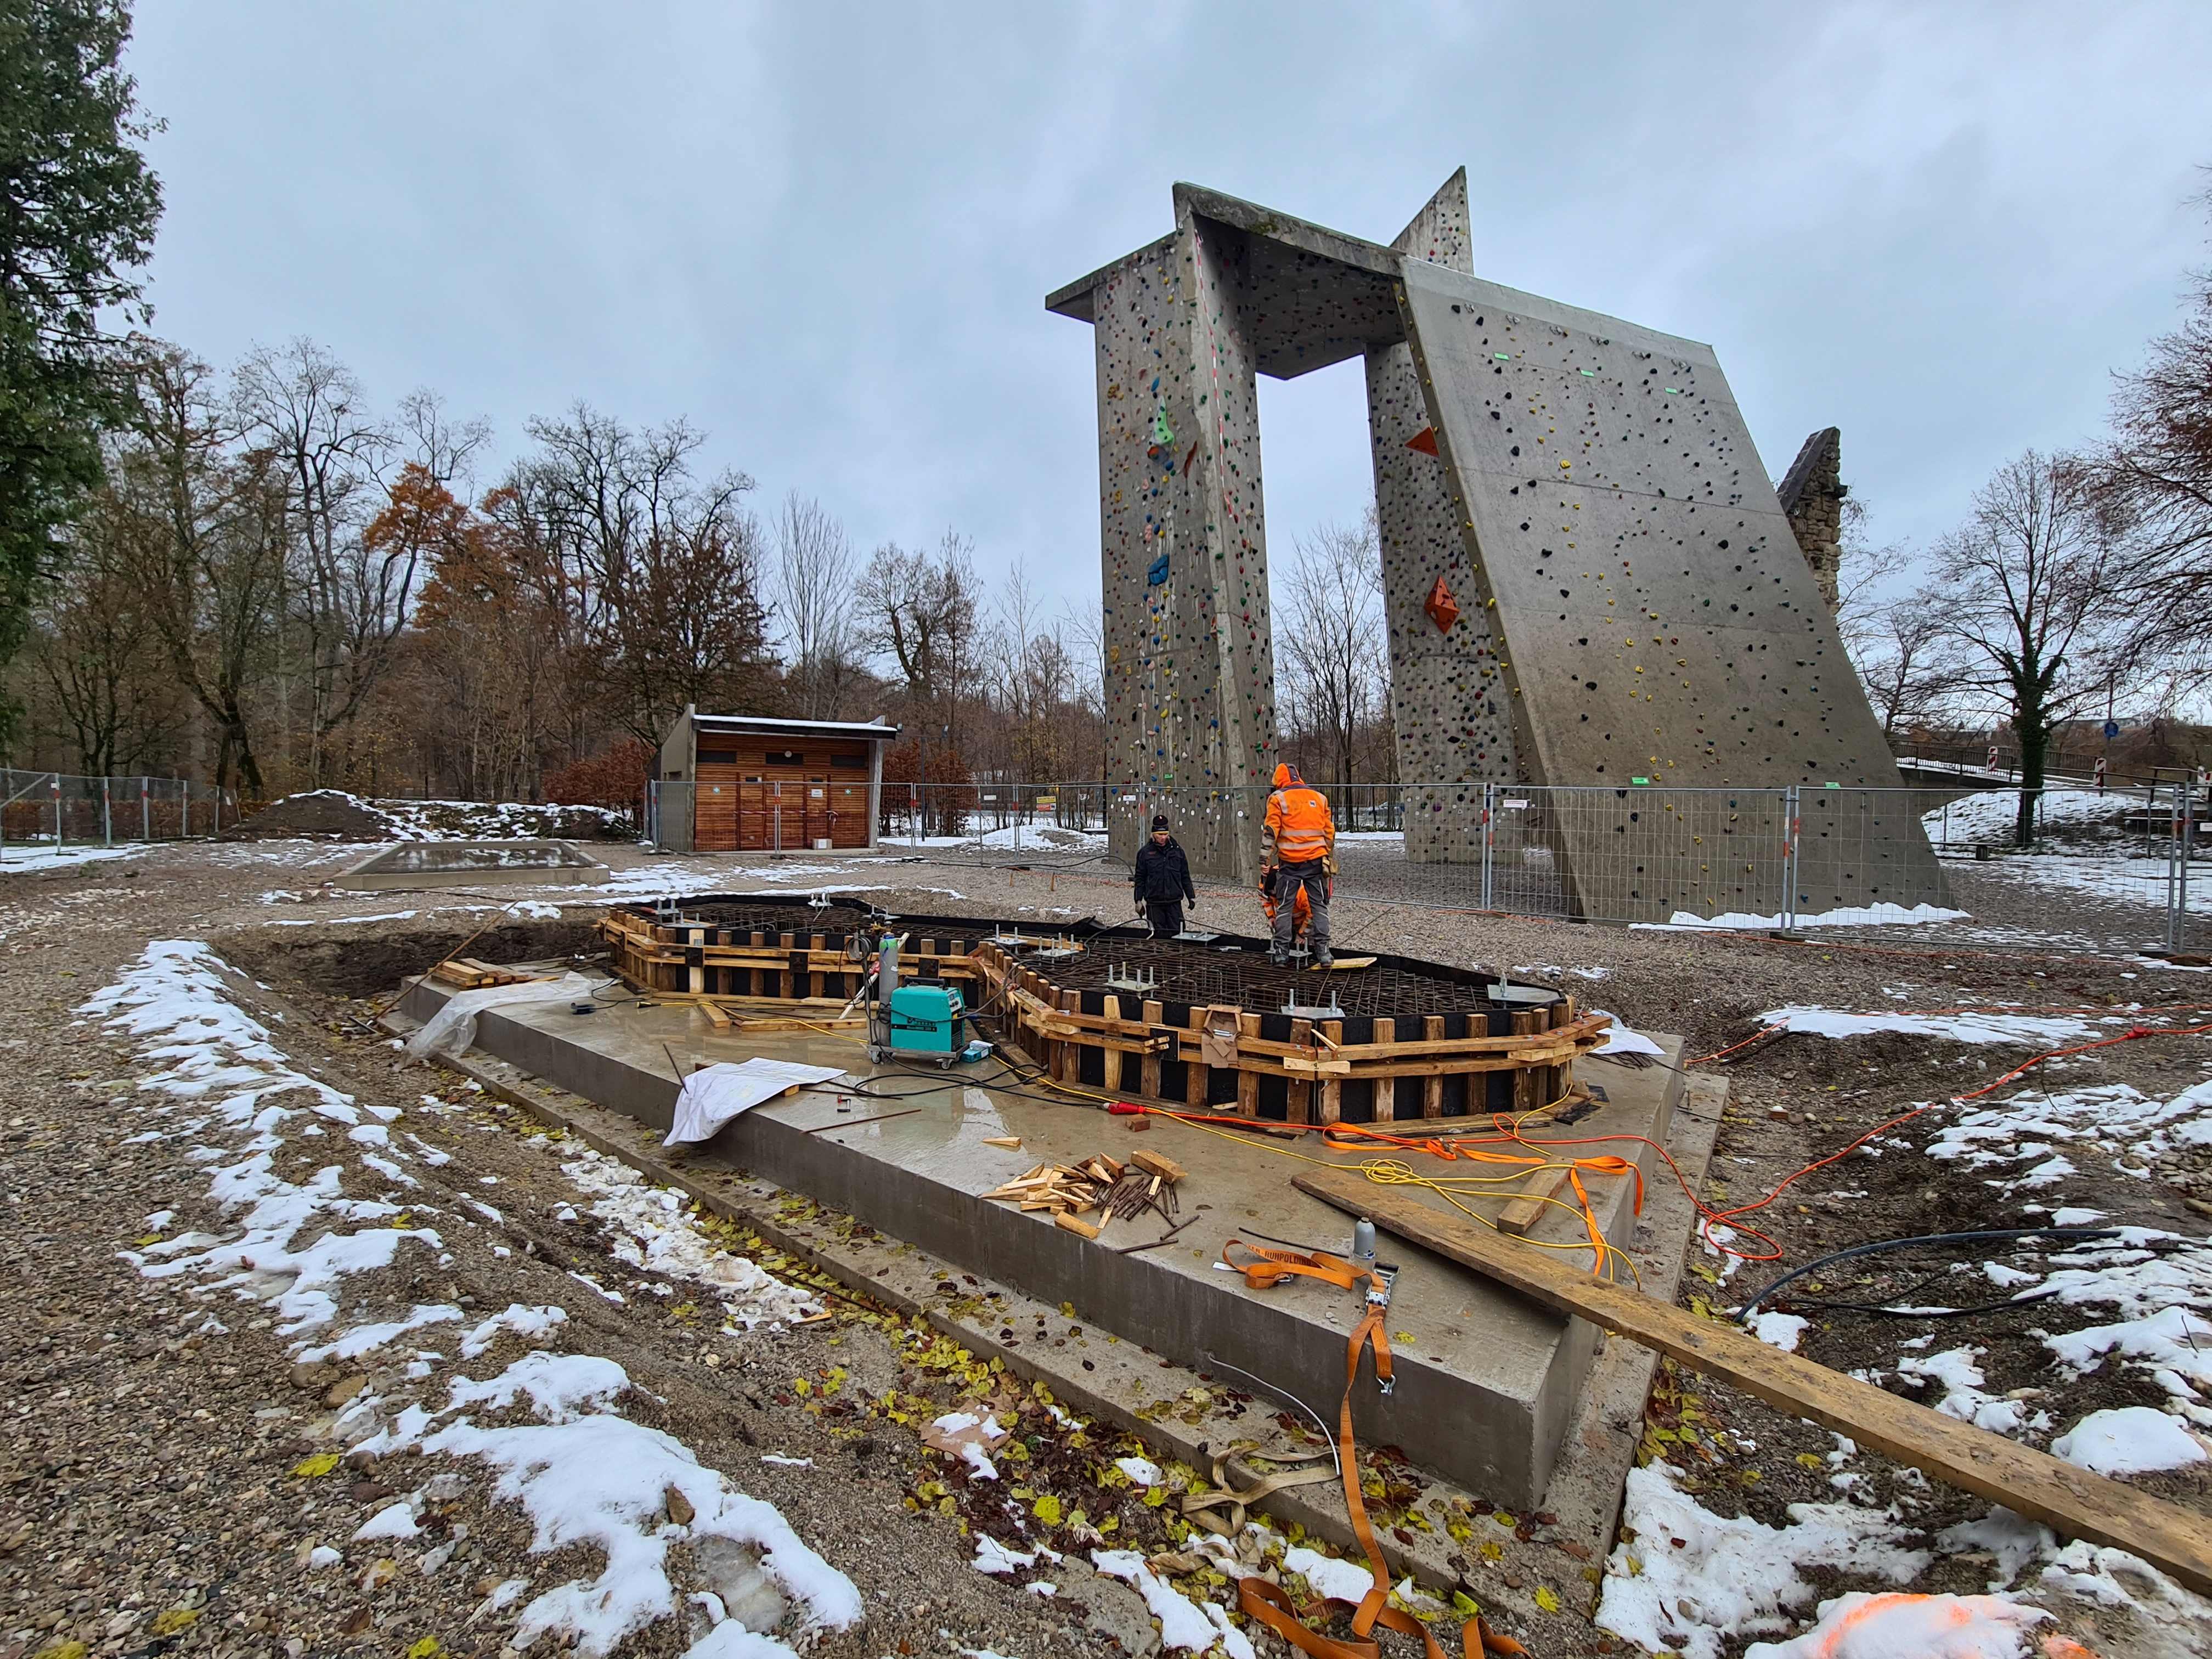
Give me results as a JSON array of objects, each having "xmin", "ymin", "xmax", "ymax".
[
  {"xmin": 1495, "ymin": 1163, "xmax": 1573, "ymax": 1236},
  {"xmin": 1317, "ymin": 1019, "xmax": 1344, "ymax": 1126},
  {"xmin": 1292, "ymin": 1168, "xmax": 2212, "ymax": 1596},
  {"xmin": 1129, "ymin": 1150, "xmax": 1186, "ymax": 1184},
  {"xmin": 1141, "ymin": 998, "xmax": 1164, "ymax": 1101},
  {"xmin": 1287, "ymin": 1018, "xmax": 1313, "ymax": 1126},
  {"xmin": 1423, "ymin": 1016, "xmax": 1444, "ymax": 1119}
]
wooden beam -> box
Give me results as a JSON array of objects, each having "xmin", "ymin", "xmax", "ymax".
[
  {"xmin": 1495, "ymin": 1163, "xmax": 1573, "ymax": 1237},
  {"xmin": 1292, "ymin": 1169, "xmax": 2212, "ymax": 1596}
]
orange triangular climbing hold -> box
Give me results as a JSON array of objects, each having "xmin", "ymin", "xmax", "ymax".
[
  {"xmin": 1406, "ymin": 426, "xmax": 1439, "ymax": 455},
  {"xmin": 1425, "ymin": 575, "xmax": 1460, "ymax": 634}
]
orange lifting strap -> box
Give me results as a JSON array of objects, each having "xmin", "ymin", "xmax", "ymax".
[{"xmin": 1218, "ymin": 1242, "xmax": 1527, "ymax": 1658}]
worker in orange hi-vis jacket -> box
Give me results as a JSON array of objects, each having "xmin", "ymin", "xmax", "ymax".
[{"xmin": 1261, "ymin": 761, "xmax": 1335, "ymax": 968}]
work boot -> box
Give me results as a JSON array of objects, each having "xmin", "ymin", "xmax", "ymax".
[
  {"xmin": 1269, "ymin": 947, "xmax": 1288, "ymax": 968},
  {"xmin": 1314, "ymin": 951, "xmax": 1333, "ymax": 970}
]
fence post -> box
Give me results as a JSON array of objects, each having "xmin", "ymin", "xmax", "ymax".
[
  {"xmin": 1781, "ymin": 785, "xmax": 1802, "ymax": 933},
  {"xmin": 2180, "ymin": 783, "xmax": 2196, "ymax": 955},
  {"xmin": 140, "ymin": 778, "xmax": 149, "ymax": 842},
  {"xmin": 2166, "ymin": 785, "xmax": 2185, "ymax": 956},
  {"xmin": 1480, "ymin": 782, "xmax": 1496, "ymax": 911},
  {"xmin": 51, "ymin": 775, "xmax": 61, "ymax": 851},
  {"xmin": 101, "ymin": 778, "xmax": 111, "ymax": 847}
]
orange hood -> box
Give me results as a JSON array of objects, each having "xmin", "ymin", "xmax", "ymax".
[{"xmin": 1272, "ymin": 763, "xmax": 1299, "ymax": 788}]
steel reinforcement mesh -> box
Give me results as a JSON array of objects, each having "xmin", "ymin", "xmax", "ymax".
[{"xmin": 1015, "ymin": 937, "xmax": 1534, "ymax": 1022}]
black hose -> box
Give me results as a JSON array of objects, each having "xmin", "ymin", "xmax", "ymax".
[{"xmin": 1734, "ymin": 1226, "xmax": 2124, "ymax": 1324}]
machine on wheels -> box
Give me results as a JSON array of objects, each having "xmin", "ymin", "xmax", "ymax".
[{"xmin": 862, "ymin": 932, "xmax": 968, "ymax": 1066}]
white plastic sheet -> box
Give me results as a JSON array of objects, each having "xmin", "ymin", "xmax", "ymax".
[
  {"xmin": 664, "ymin": 1059, "xmax": 848, "ymax": 1146},
  {"xmin": 1589, "ymin": 1009, "xmax": 1664, "ymax": 1058},
  {"xmin": 405, "ymin": 972, "xmax": 602, "ymax": 1059}
]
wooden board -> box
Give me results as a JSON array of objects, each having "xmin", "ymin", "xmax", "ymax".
[
  {"xmin": 1293, "ymin": 1168, "xmax": 2212, "ymax": 1596},
  {"xmin": 1325, "ymin": 956, "xmax": 1378, "ymax": 970},
  {"xmin": 1495, "ymin": 1164, "xmax": 1574, "ymax": 1237}
]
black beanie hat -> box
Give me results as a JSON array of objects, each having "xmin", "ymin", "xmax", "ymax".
[{"xmin": 1150, "ymin": 815, "xmax": 1170, "ymax": 832}]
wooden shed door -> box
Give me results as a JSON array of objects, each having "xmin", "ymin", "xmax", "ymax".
[{"xmin": 829, "ymin": 778, "xmax": 868, "ymax": 847}]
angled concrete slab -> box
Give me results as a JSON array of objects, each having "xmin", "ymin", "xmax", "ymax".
[
  {"xmin": 334, "ymin": 839, "xmax": 608, "ymax": 891},
  {"xmin": 1392, "ymin": 258, "xmax": 1944, "ymax": 916}
]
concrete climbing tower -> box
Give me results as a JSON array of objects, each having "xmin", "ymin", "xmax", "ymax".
[
  {"xmin": 1046, "ymin": 191, "xmax": 1282, "ymax": 879},
  {"xmin": 1049, "ymin": 176, "xmax": 1943, "ymax": 915},
  {"xmin": 1777, "ymin": 427, "xmax": 1846, "ymax": 613},
  {"xmin": 1364, "ymin": 170, "xmax": 1520, "ymax": 862}
]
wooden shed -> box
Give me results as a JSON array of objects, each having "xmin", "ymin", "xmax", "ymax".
[{"xmin": 654, "ymin": 709, "xmax": 900, "ymax": 854}]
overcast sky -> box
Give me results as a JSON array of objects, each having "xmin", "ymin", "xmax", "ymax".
[{"xmin": 127, "ymin": 2, "xmax": 2210, "ymax": 628}]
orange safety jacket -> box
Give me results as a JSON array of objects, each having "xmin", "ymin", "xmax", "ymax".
[{"xmin": 1263, "ymin": 782, "xmax": 1335, "ymax": 865}]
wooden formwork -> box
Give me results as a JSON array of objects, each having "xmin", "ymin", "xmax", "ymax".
[
  {"xmin": 595, "ymin": 898, "xmax": 1610, "ymax": 1124},
  {"xmin": 597, "ymin": 904, "xmax": 984, "ymax": 1005},
  {"xmin": 966, "ymin": 940, "xmax": 1609, "ymax": 1127}
]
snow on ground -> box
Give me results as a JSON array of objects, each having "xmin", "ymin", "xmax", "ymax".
[
  {"xmin": 545, "ymin": 1145, "xmax": 820, "ymax": 1329},
  {"xmin": 0, "ymin": 842, "xmax": 144, "ymax": 873},
  {"xmin": 1090, "ymin": 1549, "xmax": 1255, "ymax": 1659},
  {"xmin": 1970, "ymin": 852, "xmax": 2212, "ymax": 914},
  {"xmin": 1761, "ymin": 1005, "xmax": 2111, "ymax": 1046},
  {"xmin": 1632, "ymin": 902, "xmax": 1970, "ymax": 932},
  {"xmin": 1923, "ymin": 787, "xmax": 2131, "ymax": 847},
  {"xmin": 80, "ymin": 938, "xmax": 858, "ymax": 1657},
  {"xmin": 1928, "ymin": 1079, "xmax": 2212, "ymax": 1180},
  {"xmin": 2050, "ymin": 1406, "xmax": 2210, "ymax": 1475},
  {"xmin": 1596, "ymin": 1460, "xmax": 1929, "ymax": 1659}
]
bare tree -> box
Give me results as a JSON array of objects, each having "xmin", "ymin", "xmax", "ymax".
[
  {"xmin": 1936, "ymin": 450, "xmax": 2131, "ymax": 845},
  {"xmin": 1836, "ymin": 507, "xmax": 1967, "ymax": 743},
  {"xmin": 234, "ymin": 338, "xmax": 394, "ymax": 783},
  {"xmin": 113, "ymin": 343, "xmax": 287, "ymax": 794},
  {"xmin": 774, "ymin": 493, "xmax": 862, "ymax": 719},
  {"xmin": 858, "ymin": 532, "xmax": 980, "ymax": 731},
  {"xmin": 2090, "ymin": 187, "xmax": 2212, "ymax": 689},
  {"xmin": 32, "ymin": 481, "xmax": 180, "ymax": 773},
  {"xmin": 1275, "ymin": 512, "xmax": 1387, "ymax": 786},
  {"xmin": 514, "ymin": 408, "xmax": 772, "ymax": 745}
]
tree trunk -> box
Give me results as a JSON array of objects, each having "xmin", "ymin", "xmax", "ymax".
[{"xmin": 2013, "ymin": 711, "xmax": 2047, "ymax": 849}]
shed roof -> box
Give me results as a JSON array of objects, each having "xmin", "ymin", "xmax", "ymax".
[{"xmin": 687, "ymin": 713, "xmax": 901, "ymax": 743}]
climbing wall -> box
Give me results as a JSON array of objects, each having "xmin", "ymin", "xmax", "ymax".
[
  {"xmin": 1364, "ymin": 171, "xmax": 1519, "ymax": 862},
  {"xmin": 1394, "ymin": 259, "xmax": 1944, "ymax": 919},
  {"xmin": 1089, "ymin": 211, "xmax": 1277, "ymax": 879}
]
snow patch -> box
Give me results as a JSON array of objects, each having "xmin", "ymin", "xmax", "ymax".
[{"xmin": 1597, "ymin": 1460, "xmax": 1928, "ymax": 1659}]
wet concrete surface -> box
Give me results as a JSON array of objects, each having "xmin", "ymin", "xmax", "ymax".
[{"xmin": 401, "ymin": 975, "xmax": 1686, "ymax": 1506}]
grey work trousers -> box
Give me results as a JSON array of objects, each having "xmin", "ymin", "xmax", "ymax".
[{"xmin": 1269, "ymin": 861, "xmax": 1330, "ymax": 956}]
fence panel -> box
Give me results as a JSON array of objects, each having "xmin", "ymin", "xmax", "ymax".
[
  {"xmin": 643, "ymin": 770, "xmax": 2212, "ymax": 960},
  {"xmin": 0, "ymin": 770, "xmax": 235, "ymax": 862}
]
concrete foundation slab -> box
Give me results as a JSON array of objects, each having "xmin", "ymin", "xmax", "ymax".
[
  {"xmin": 400, "ymin": 973, "xmax": 1686, "ymax": 1509},
  {"xmin": 335, "ymin": 839, "xmax": 608, "ymax": 891}
]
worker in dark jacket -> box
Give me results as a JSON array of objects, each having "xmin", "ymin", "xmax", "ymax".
[{"xmin": 1132, "ymin": 815, "xmax": 1198, "ymax": 938}]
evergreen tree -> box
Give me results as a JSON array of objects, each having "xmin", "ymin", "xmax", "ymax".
[{"xmin": 0, "ymin": 0, "xmax": 162, "ymax": 740}]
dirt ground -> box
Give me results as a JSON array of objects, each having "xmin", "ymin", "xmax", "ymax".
[{"xmin": 3, "ymin": 838, "xmax": 2209, "ymax": 1659}]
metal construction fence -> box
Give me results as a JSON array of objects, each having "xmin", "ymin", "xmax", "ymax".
[
  {"xmin": 897, "ymin": 780, "xmax": 2212, "ymax": 957},
  {"xmin": 0, "ymin": 769, "xmax": 238, "ymax": 863},
  {"xmin": 642, "ymin": 773, "xmax": 2212, "ymax": 957}
]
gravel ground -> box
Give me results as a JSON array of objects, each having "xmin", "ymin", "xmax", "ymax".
[{"xmin": 4, "ymin": 838, "xmax": 2211, "ymax": 1659}]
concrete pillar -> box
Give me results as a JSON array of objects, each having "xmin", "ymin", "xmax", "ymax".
[
  {"xmin": 1365, "ymin": 171, "xmax": 1518, "ymax": 862},
  {"xmin": 1777, "ymin": 427, "xmax": 1846, "ymax": 613},
  {"xmin": 1087, "ymin": 203, "xmax": 1276, "ymax": 880}
]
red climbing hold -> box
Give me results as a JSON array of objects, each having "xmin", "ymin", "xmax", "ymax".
[
  {"xmin": 1425, "ymin": 576, "xmax": 1460, "ymax": 635},
  {"xmin": 1406, "ymin": 426, "xmax": 1439, "ymax": 456}
]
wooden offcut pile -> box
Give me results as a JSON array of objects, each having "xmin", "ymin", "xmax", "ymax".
[
  {"xmin": 983, "ymin": 1149, "xmax": 1186, "ymax": 1240},
  {"xmin": 427, "ymin": 957, "xmax": 546, "ymax": 990}
]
